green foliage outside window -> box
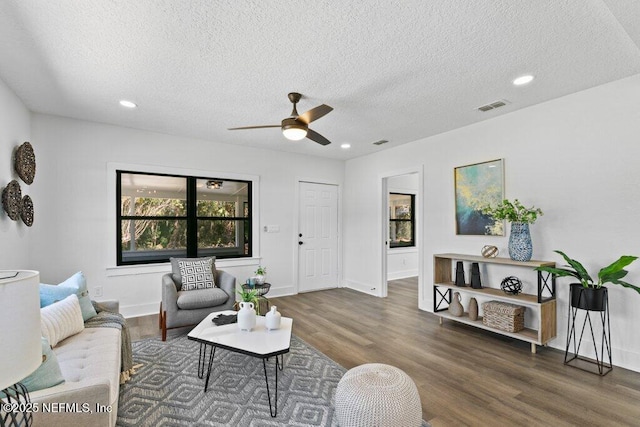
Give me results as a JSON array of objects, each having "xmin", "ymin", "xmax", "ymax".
[{"xmin": 118, "ymin": 171, "xmax": 252, "ymax": 264}]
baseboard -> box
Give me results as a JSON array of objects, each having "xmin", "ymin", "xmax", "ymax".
[
  {"xmin": 266, "ymin": 285, "xmax": 296, "ymax": 298},
  {"xmin": 419, "ymin": 298, "xmax": 433, "ymax": 313},
  {"xmin": 544, "ymin": 333, "xmax": 640, "ymax": 373},
  {"xmin": 387, "ymin": 269, "xmax": 419, "ymax": 281},
  {"xmin": 122, "ymin": 302, "xmax": 159, "ymax": 319},
  {"xmin": 342, "ymin": 279, "xmax": 379, "ymax": 296}
]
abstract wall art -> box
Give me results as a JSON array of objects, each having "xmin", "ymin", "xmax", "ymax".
[{"xmin": 454, "ymin": 159, "xmax": 504, "ymax": 235}]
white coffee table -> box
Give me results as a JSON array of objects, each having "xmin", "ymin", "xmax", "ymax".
[{"xmin": 187, "ymin": 310, "xmax": 293, "ymax": 417}]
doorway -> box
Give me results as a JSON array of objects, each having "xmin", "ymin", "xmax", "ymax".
[
  {"xmin": 381, "ymin": 168, "xmax": 423, "ymax": 301},
  {"xmin": 297, "ymin": 181, "xmax": 339, "ymax": 292}
]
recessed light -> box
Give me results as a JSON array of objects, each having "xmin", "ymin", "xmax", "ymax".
[
  {"xmin": 513, "ymin": 75, "xmax": 534, "ymax": 86},
  {"xmin": 119, "ymin": 100, "xmax": 137, "ymax": 108},
  {"xmin": 341, "ymin": 143, "xmax": 351, "ymax": 149}
]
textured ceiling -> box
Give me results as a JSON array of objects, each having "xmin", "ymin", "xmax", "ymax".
[{"xmin": 0, "ymin": 0, "xmax": 638, "ymax": 160}]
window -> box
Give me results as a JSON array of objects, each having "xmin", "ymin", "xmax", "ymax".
[
  {"xmin": 117, "ymin": 171, "xmax": 251, "ymax": 265},
  {"xmin": 389, "ymin": 193, "xmax": 415, "ymax": 248}
]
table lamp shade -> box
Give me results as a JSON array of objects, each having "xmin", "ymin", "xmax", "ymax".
[{"xmin": 0, "ymin": 271, "xmax": 41, "ymax": 391}]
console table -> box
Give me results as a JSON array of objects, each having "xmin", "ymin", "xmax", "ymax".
[{"xmin": 433, "ymin": 253, "xmax": 557, "ymax": 353}]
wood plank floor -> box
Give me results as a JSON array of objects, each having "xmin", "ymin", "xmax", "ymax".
[{"xmin": 128, "ymin": 278, "xmax": 640, "ymax": 426}]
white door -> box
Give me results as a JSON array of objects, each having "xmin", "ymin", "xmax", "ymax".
[{"xmin": 298, "ymin": 182, "xmax": 339, "ymax": 292}]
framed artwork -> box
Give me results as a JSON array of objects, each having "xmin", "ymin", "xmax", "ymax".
[{"xmin": 454, "ymin": 159, "xmax": 504, "ymax": 235}]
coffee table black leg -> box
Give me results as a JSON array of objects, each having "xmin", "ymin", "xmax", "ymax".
[
  {"xmin": 277, "ymin": 354, "xmax": 283, "ymax": 371},
  {"xmin": 204, "ymin": 345, "xmax": 217, "ymax": 392},
  {"xmin": 262, "ymin": 355, "xmax": 283, "ymax": 417},
  {"xmin": 198, "ymin": 343, "xmax": 209, "ymax": 379}
]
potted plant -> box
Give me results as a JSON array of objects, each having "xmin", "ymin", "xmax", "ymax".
[
  {"xmin": 254, "ymin": 266, "xmax": 267, "ymax": 285},
  {"xmin": 236, "ymin": 288, "xmax": 261, "ymax": 314},
  {"xmin": 535, "ymin": 250, "xmax": 639, "ymax": 311},
  {"xmin": 481, "ymin": 199, "xmax": 543, "ymax": 262}
]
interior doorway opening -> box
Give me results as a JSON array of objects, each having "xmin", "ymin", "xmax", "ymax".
[{"xmin": 381, "ymin": 168, "xmax": 423, "ymax": 302}]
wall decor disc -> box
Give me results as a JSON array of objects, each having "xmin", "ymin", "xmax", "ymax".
[
  {"xmin": 15, "ymin": 141, "xmax": 36, "ymax": 185},
  {"xmin": 2, "ymin": 180, "xmax": 22, "ymax": 221},
  {"xmin": 21, "ymin": 195, "xmax": 34, "ymax": 227}
]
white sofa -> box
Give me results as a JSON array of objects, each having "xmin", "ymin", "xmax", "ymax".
[{"xmin": 30, "ymin": 300, "xmax": 121, "ymax": 427}]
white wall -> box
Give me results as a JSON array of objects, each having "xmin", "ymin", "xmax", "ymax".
[
  {"xmin": 29, "ymin": 114, "xmax": 344, "ymax": 317},
  {"xmin": 387, "ymin": 173, "xmax": 419, "ymax": 280},
  {"xmin": 0, "ymin": 76, "xmax": 32, "ymax": 269},
  {"xmin": 344, "ymin": 73, "xmax": 640, "ymax": 372}
]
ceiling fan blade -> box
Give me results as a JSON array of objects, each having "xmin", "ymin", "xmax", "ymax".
[
  {"xmin": 306, "ymin": 129, "xmax": 331, "ymax": 146},
  {"xmin": 298, "ymin": 104, "xmax": 333, "ymax": 124},
  {"xmin": 228, "ymin": 125, "xmax": 280, "ymax": 130}
]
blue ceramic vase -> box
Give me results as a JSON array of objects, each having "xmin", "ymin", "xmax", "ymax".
[{"xmin": 508, "ymin": 222, "xmax": 532, "ymax": 262}]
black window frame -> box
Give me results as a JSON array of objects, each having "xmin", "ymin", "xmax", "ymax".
[
  {"xmin": 116, "ymin": 170, "xmax": 252, "ymax": 265},
  {"xmin": 389, "ymin": 192, "xmax": 415, "ymax": 248}
]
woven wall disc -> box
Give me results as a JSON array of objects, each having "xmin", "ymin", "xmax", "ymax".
[
  {"xmin": 21, "ymin": 195, "xmax": 34, "ymax": 227},
  {"xmin": 15, "ymin": 141, "xmax": 36, "ymax": 185},
  {"xmin": 2, "ymin": 180, "xmax": 22, "ymax": 221},
  {"xmin": 481, "ymin": 245, "xmax": 499, "ymax": 258}
]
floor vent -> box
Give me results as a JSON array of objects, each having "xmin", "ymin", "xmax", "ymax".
[
  {"xmin": 477, "ymin": 100, "xmax": 509, "ymax": 112},
  {"xmin": 373, "ymin": 139, "xmax": 389, "ymax": 146}
]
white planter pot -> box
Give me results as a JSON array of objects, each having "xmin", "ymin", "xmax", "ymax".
[{"xmin": 237, "ymin": 301, "xmax": 256, "ymax": 331}]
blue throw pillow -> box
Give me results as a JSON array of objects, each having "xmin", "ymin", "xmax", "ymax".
[
  {"xmin": 40, "ymin": 272, "xmax": 98, "ymax": 321},
  {"xmin": 20, "ymin": 337, "xmax": 65, "ymax": 392}
]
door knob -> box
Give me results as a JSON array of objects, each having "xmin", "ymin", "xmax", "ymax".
[{"xmin": 298, "ymin": 241, "xmax": 304, "ymax": 245}]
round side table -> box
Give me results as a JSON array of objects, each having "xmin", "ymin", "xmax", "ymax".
[{"xmin": 242, "ymin": 282, "xmax": 271, "ymax": 296}]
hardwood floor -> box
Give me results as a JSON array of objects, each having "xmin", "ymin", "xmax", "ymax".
[{"xmin": 128, "ymin": 278, "xmax": 640, "ymax": 426}]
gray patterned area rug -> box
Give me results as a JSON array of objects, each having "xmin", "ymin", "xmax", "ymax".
[{"xmin": 117, "ymin": 334, "xmax": 346, "ymax": 426}]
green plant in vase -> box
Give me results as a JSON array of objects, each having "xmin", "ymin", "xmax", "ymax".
[
  {"xmin": 535, "ymin": 250, "xmax": 639, "ymax": 293},
  {"xmin": 536, "ymin": 250, "xmax": 638, "ymax": 311},
  {"xmin": 254, "ymin": 265, "xmax": 267, "ymax": 285},
  {"xmin": 236, "ymin": 288, "xmax": 261, "ymax": 314},
  {"xmin": 481, "ymin": 199, "xmax": 543, "ymax": 262},
  {"xmin": 481, "ymin": 199, "xmax": 543, "ymax": 224},
  {"xmin": 535, "ymin": 250, "xmax": 638, "ymax": 372}
]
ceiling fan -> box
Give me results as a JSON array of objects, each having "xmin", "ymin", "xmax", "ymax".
[{"xmin": 228, "ymin": 92, "xmax": 333, "ymax": 145}]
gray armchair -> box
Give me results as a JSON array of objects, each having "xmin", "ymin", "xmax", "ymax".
[{"xmin": 159, "ymin": 269, "xmax": 236, "ymax": 341}]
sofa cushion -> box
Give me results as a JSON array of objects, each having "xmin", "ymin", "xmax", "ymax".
[
  {"xmin": 41, "ymin": 294, "xmax": 85, "ymax": 347},
  {"xmin": 176, "ymin": 287, "xmax": 229, "ymax": 310},
  {"xmin": 40, "ymin": 272, "xmax": 98, "ymax": 321},
  {"xmin": 170, "ymin": 256, "xmax": 216, "ymax": 289},
  {"xmin": 20, "ymin": 337, "xmax": 65, "ymax": 393},
  {"xmin": 178, "ymin": 258, "xmax": 215, "ymax": 291}
]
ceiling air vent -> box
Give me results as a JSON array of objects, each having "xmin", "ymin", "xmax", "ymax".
[
  {"xmin": 372, "ymin": 139, "xmax": 389, "ymax": 146},
  {"xmin": 477, "ymin": 100, "xmax": 509, "ymax": 112}
]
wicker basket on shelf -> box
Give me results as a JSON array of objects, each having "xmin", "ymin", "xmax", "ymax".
[{"xmin": 482, "ymin": 301, "xmax": 525, "ymax": 333}]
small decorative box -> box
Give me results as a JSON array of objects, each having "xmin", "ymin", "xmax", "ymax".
[{"xmin": 482, "ymin": 300, "xmax": 525, "ymax": 333}]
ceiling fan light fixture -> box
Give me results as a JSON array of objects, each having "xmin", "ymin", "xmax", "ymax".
[
  {"xmin": 229, "ymin": 93, "xmax": 332, "ymax": 145},
  {"xmin": 282, "ymin": 119, "xmax": 308, "ymax": 141},
  {"xmin": 283, "ymin": 128, "xmax": 307, "ymax": 140}
]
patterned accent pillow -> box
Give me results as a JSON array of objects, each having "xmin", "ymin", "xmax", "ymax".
[{"xmin": 178, "ymin": 258, "xmax": 215, "ymax": 291}]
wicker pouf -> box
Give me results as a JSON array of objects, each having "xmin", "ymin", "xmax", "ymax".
[{"xmin": 335, "ymin": 363, "xmax": 422, "ymax": 427}]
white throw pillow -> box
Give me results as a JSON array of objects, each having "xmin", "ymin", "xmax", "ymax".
[{"xmin": 40, "ymin": 294, "xmax": 84, "ymax": 347}]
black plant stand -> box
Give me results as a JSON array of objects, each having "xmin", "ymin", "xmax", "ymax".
[{"xmin": 564, "ymin": 287, "xmax": 612, "ymax": 376}]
